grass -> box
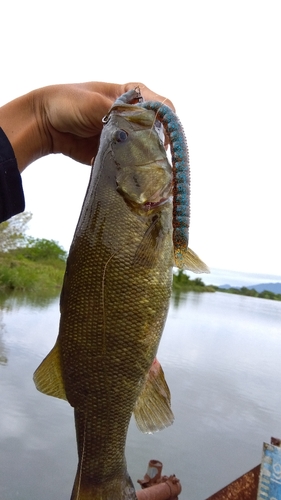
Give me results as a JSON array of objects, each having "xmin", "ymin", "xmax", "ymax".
[{"xmin": 0, "ymin": 252, "xmax": 65, "ymax": 293}]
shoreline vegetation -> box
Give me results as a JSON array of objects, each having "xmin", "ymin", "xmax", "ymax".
[
  {"xmin": 1, "ymin": 253, "xmax": 280, "ymax": 302},
  {"xmin": 0, "ymin": 213, "xmax": 280, "ymax": 301},
  {"xmin": 0, "ymin": 213, "xmax": 66, "ymax": 295},
  {"xmin": 173, "ymin": 270, "xmax": 281, "ymax": 301},
  {"xmin": 0, "ymin": 240, "xmax": 67, "ymax": 294}
]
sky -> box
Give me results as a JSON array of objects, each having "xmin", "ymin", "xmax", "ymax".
[{"xmin": 1, "ymin": 0, "xmax": 281, "ymax": 277}]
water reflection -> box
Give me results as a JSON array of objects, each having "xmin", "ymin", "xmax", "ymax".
[
  {"xmin": 0, "ymin": 290, "xmax": 281, "ymax": 500},
  {"xmin": 0, "ymin": 310, "xmax": 8, "ymax": 365},
  {"xmin": 171, "ymin": 288, "xmax": 206, "ymax": 308},
  {"xmin": 0, "ymin": 290, "xmax": 75, "ymax": 500},
  {"xmin": 0, "ymin": 289, "xmax": 60, "ymax": 366},
  {"xmin": 0, "ymin": 288, "xmax": 60, "ymax": 309}
]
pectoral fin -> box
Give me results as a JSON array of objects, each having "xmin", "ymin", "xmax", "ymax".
[
  {"xmin": 133, "ymin": 358, "xmax": 174, "ymax": 433},
  {"xmin": 33, "ymin": 343, "xmax": 67, "ymax": 401},
  {"xmin": 174, "ymin": 246, "xmax": 209, "ymax": 273},
  {"xmin": 133, "ymin": 216, "xmax": 165, "ymax": 268}
]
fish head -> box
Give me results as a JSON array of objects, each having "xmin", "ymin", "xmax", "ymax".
[{"xmin": 106, "ymin": 106, "xmax": 172, "ymax": 211}]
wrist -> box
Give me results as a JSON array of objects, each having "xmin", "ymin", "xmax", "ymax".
[{"xmin": 0, "ymin": 89, "xmax": 50, "ymax": 172}]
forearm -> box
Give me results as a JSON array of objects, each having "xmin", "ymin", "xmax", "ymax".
[{"xmin": 0, "ymin": 89, "xmax": 46, "ymax": 173}]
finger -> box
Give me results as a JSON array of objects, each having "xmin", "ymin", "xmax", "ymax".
[
  {"xmin": 123, "ymin": 82, "xmax": 175, "ymax": 112},
  {"xmin": 73, "ymin": 82, "xmax": 124, "ymax": 101},
  {"xmin": 69, "ymin": 82, "xmax": 175, "ymax": 112}
]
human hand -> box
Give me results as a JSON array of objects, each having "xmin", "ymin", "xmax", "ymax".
[
  {"xmin": 0, "ymin": 82, "xmax": 174, "ymax": 171},
  {"xmin": 38, "ymin": 82, "xmax": 175, "ymax": 166}
]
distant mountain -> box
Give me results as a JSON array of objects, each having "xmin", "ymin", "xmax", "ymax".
[
  {"xmin": 220, "ymin": 282, "xmax": 281, "ymax": 293},
  {"xmin": 248, "ymin": 282, "xmax": 281, "ymax": 294}
]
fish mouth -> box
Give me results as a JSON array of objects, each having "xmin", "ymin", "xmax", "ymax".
[
  {"xmin": 140, "ymin": 180, "xmax": 172, "ymax": 211},
  {"xmin": 120, "ymin": 188, "xmax": 172, "ymax": 215},
  {"xmin": 142, "ymin": 196, "xmax": 172, "ymax": 211}
]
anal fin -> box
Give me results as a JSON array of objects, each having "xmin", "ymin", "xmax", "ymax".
[{"xmin": 133, "ymin": 358, "xmax": 174, "ymax": 433}]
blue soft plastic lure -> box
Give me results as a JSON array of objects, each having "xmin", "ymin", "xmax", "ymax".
[{"xmin": 140, "ymin": 100, "xmax": 190, "ymax": 257}]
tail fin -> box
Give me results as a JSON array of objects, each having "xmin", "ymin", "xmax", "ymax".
[{"xmin": 71, "ymin": 470, "xmax": 137, "ymax": 500}]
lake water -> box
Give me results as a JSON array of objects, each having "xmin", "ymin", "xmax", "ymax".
[{"xmin": 0, "ymin": 290, "xmax": 281, "ymax": 499}]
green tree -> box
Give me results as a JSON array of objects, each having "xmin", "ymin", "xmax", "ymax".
[
  {"xmin": 20, "ymin": 237, "xmax": 67, "ymax": 262},
  {"xmin": 193, "ymin": 277, "xmax": 204, "ymax": 287},
  {"xmin": 0, "ymin": 212, "xmax": 32, "ymax": 252}
]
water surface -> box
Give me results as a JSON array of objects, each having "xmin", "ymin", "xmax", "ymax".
[{"xmin": 0, "ymin": 290, "xmax": 280, "ymax": 499}]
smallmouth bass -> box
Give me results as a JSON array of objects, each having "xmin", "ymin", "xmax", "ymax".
[{"xmin": 34, "ymin": 88, "xmax": 208, "ymax": 500}]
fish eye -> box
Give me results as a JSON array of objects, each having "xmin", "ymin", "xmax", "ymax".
[{"xmin": 114, "ymin": 129, "xmax": 128, "ymax": 143}]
